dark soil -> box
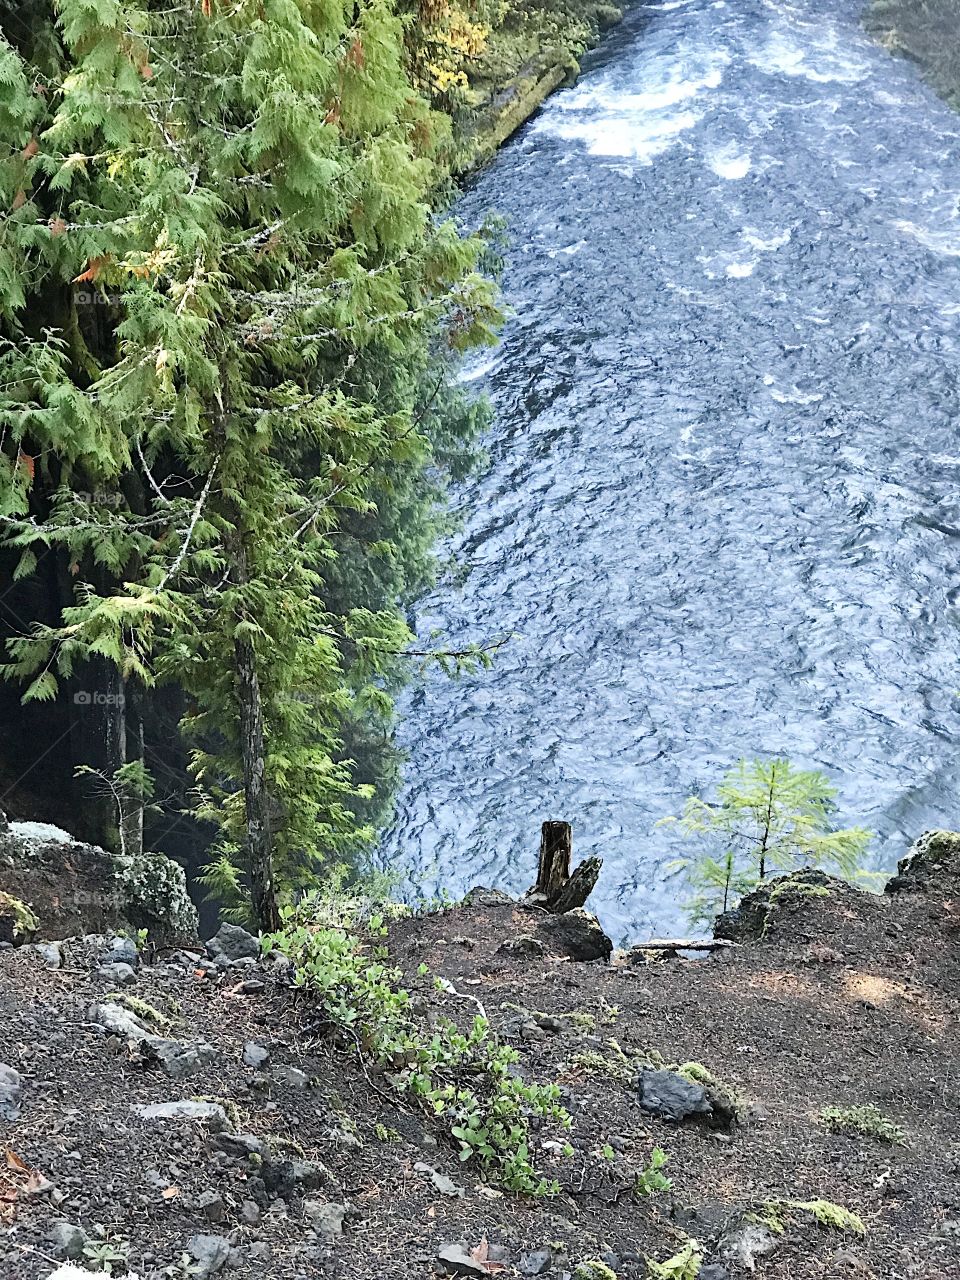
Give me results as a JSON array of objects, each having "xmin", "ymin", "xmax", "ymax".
[{"xmin": 1, "ymin": 868, "xmax": 958, "ymax": 1280}]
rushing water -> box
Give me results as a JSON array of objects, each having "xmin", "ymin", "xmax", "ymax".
[{"xmin": 380, "ymin": 0, "xmax": 960, "ymax": 941}]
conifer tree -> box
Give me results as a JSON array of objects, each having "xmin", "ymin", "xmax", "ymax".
[{"xmin": 0, "ymin": 0, "xmax": 498, "ymax": 926}]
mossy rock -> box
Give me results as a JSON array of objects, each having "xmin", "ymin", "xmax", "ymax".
[
  {"xmin": 0, "ymin": 891, "xmax": 39, "ymax": 944},
  {"xmin": 885, "ymin": 829, "xmax": 960, "ymax": 895},
  {"xmin": 0, "ymin": 816, "xmax": 197, "ymax": 943},
  {"xmin": 714, "ymin": 869, "xmax": 837, "ymax": 943}
]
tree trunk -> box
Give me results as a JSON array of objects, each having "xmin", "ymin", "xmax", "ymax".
[
  {"xmin": 235, "ymin": 626, "xmax": 278, "ymax": 932},
  {"xmin": 120, "ymin": 691, "xmax": 144, "ymax": 861},
  {"xmin": 526, "ymin": 821, "xmax": 601, "ymax": 912},
  {"xmin": 532, "ymin": 821, "xmax": 572, "ymax": 898}
]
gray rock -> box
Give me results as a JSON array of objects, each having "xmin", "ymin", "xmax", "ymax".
[
  {"xmin": 97, "ymin": 961, "xmax": 137, "ymax": 985},
  {"xmin": 154, "ymin": 1039, "xmax": 218, "ymax": 1079},
  {"xmin": 263, "ymin": 1157, "xmax": 324, "ymax": 1197},
  {"xmin": 0, "ymin": 1063, "xmax": 21, "ymax": 1121},
  {"xmin": 886, "ymin": 829, "xmax": 960, "ymax": 895},
  {"xmin": 196, "ymin": 1190, "xmax": 226, "ymax": 1223},
  {"xmin": 206, "ymin": 923, "xmax": 260, "ymax": 964},
  {"xmin": 273, "ymin": 1064, "xmax": 310, "ymax": 1089},
  {"xmin": 104, "ymin": 935, "xmax": 139, "ymax": 966},
  {"xmin": 304, "ymin": 1200, "xmax": 349, "ymax": 1236},
  {"xmin": 497, "ymin": 935, "xmax": 546, "ymax": 958},
  {"xmin": 244, "ymin": 1042, "xmax": 270, "ymax": 1069},
  {"xmin": 539, "ymin": 908, "xmax": 613, "ymax": 962},
  {"xmin": 88, "ymin": 1001, "xmax": 152, "ymax": 1042},
  {"xmin": 520, "ymin": 1249, "xmax": 553, "ymax": 1275},
  {"xmin": 240, "ymin": 978, "xmax": 266, "ymax": 994},
  {"xmin": 241, "ymin": 1200, "xmax": 261, "ymax": 1224},
  {"xmin": 720, "ymin": 1222, "xmax": 779, "ymax": 1271},
  {"xmin": 47, "ymin": 1220, "xmax": 87, "ymax": 1260},
  {"xmin": 210, "ymin": 1131, "xmax": 267, "ymax": 1159},
  {"xmin": 187, "ymin": 1233, "xmax": 232, "ymax": 1276},
  {"xmin": 461, "ymin": 886, "xmax": 515, "ymax": 908},
  {"xmin": 34, "ymin": 942, "xmax": 63, "ymax": 969},
  {"xmin": 437, "ymin": 1243, "xmax": 489, "ymax": 1276},
  {"xmin": 699, "ymin": 1267, "xmax": 732, "ymax": 1280},
  {"xmin": 134, "ymin": 1100, "xmax": 230, "ymax": 1128},
  {"xmin": 414, "ymin": 1161, "xmax": 464, "ymax": 1198},
  {"xmin": 715, "ymin": 869, "xmax": 836, "ymax": 943},
  {"xmin": 637, "ymin": 1068, "xmax": 713, "ymax": 1123}
]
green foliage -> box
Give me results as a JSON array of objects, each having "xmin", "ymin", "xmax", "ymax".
[
  {"xmin": 820, "ymin": 1104, "xmax": 905, "ymax": 1146},
  {"xmin": 0, "ymin": 0, "xmax": 500, "ymax": 917},
  {"xmin": 265, "ymin": 895, "xmax": 569, "ymax": 1195},
  {"xmin": 663, "ymin": 758, "xmax": 872, "ymax": 924},
  {"xmin": 574, "ymin": 1263, "xmax": 619, "ymax": 1280},
  {"xmin": 634, "ymin": 1146, "xmax": 671, "ymax": 1197},
  {"xmin": 644, "ymin": 1240, "xmax": 701, "ymax": 1279}
]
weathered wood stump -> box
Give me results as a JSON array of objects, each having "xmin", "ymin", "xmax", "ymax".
[{"xmin": 525, "ymin": 821, "xmax": 601, "ymax": 913}]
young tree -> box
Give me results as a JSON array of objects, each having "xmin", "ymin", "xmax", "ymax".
[
  {"xmin": 0, "ymin": 1, "xmax": 498, "ymax": 927},
  {"xmin": 664, "ymin": 758, "xmax": 872, "ymax": 926}
]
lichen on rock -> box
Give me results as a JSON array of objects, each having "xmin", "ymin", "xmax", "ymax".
[
  {"xmin": 0, "ymin": 891, "xmax": 39, "ymax": 944},
  {"xmin": 885, "ymin": 829, "xmax": 960, "ymax": 895},
  {"xmin": 0, "ymin": 808, "xmax": 197, "ymax": 943}
]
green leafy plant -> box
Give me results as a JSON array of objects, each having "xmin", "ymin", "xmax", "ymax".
[
  {"xmin": 82, "ymin": 1238, "xmax": 131, "ymax": 1275},
  {"xmin": 645, "ymin": 1239, "xmax": 701, "ymax": 1279},
  {"xmin": 265, "ymin": 896, "xmax": 569, "ymax": 1195},
  {"xmin": 821, "ymin": 1104, "xmax": 905, "ymax": 1145},
  {"xmin": 662, "ymin": 758, "xmax": 872, "ymax": 924},
  {"xmin": 634, "ymin": 1146, "xmax": 671, "ymax": 1197}
]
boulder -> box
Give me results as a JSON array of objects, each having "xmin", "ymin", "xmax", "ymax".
[
  {"xmin": 886, "ymin": 830, "xmax": 960, "ymax": 895},
  {"xmin": 206, "ymin": 922, "xmax": 260, "ymax": 964},
  {"xmin": 0, "ymin": 817, "xmax": 196, "ymax": 943},
  {"xmin": 637, "ymin": 1068, "xmax": 712, "ymax": 1124},
  {"xmin": 539, "ymin": 908, "xmax": 612, "ymax": 961},
  {"xmin": 714, "ymin": 869, "xmax": 837, "ymax": 943}
]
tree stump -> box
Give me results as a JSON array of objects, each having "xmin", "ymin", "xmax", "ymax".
[{"xmin": 526, "ymin": 821, "xmax": 601, "ymax": 913}]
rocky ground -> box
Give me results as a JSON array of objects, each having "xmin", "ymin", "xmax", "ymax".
[{"xmin": 1, "ymin": 833, "xmax": 959, "ymax": 1280}]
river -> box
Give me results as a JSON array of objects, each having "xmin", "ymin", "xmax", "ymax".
[{"xmin": 379, "ymin": 0, "xmax": 960, "ymax": 942}]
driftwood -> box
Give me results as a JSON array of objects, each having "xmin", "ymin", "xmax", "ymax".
[{"xmin": 525, "ymin": 821, "xmax": 601, "ymax": 913}]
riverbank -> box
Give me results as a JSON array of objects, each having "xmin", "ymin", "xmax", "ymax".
[
  {"xmin": 455, "ymin": 0, "xmax": 626, "ymax": 169},
  {"xmin": 1, "ymin": 828, "xmax": 958, "ymax": 1279},
  {"xmin": 866, "ymin": 0, "xmax": 960, "ymax": 106}
]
